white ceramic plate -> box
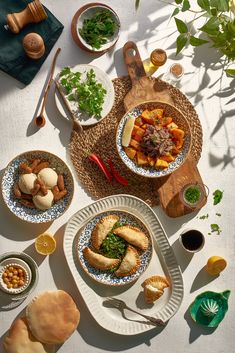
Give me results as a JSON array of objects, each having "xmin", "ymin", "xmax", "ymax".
[
  {"xmin": 63, "ymin": 195, "xmax": 184, "ymax": 335},
  {"xmin": 77, "ymin": 210, "xmax": 153, "ymax": 286},
  {"xmin": 55, "ymin": 64, "xmax": 115, "ymax": 126}
]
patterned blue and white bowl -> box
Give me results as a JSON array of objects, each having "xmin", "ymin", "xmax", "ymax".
[
  {"xmin": 116, "ymin": 101, "xmax": 192, "ymax": 178},
  {"xmin": 77, "ymin": 210, "xmax": 153, "ymax": 286},
  {"xmin": 1, "ymin": 150, "xmax": 74, "ymax": 223}
]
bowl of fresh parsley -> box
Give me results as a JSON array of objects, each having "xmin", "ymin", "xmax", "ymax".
[{"xmin": 71, "ymin": 3, "xmax": 120, "ymax": 53}]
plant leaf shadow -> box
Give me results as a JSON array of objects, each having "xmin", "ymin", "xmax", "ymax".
[
  {"xmin": 184, "ymin": 306, "xmax": 217, "ymax": 343},
  {"xmin": 209, "ymin": 146, "xmax": 235, "ymax": 170},
  {"xmin": 190, "ymin": 266, "xmax": 219, "ymax": 293}
]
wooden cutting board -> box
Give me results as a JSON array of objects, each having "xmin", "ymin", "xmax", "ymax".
[{"xmin": 123, "ymin": 41, "xmax": 206, "ymax": 218}]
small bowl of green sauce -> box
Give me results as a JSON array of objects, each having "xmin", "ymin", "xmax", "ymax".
[{"xmin": 180, "ymin": 183, "xmax": 209, "ymax": 209}]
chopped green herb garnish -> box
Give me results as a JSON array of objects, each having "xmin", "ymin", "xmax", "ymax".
[
  {"xmin": 213, "ymin": 189, "xmax": 223, "ymax": 205},
  {"xmin": 79, "ymin": 10, "xmax": 119, "ymax": 49},
  {"xmin": 59, "ymin": 68, "xmax": 106, "ymax": 119},
  {"xmin": 210, "ymin": 224, "xmax": 222, "ymax": 235},
  {"xmin": 216, "ymin": 213, "xmax": 221, "ymax": 217},
  {"xmin": 184, "ymin": 186, "xmax": 201, "ymax": 204},
  {"xmin": 199, "ymin": 214, "xmax": 209, "ymax": 220},
  {"xmin": 101, "ymin": 233, "xmax": 127, "ymax": 259}
]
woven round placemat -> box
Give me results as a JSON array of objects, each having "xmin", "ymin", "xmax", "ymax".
[{"xmin": 69, "ymin": 76, "xmax": 202, "ymax": 206}]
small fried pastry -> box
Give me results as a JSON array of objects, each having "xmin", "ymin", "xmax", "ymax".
[
  {"xmin": 91, "ymin": 215, "xmax": 119, "ymax": 249},
  {"xmin": 115, "ymin": 245, "xmax": 140, "ymax": 277},
  {"xmin": 143, "ymin": 275, "xmax": 170, "ymax": 304},
  {"xmin": 3, "ymin": 317, "xmax": 54, "ymax": 353},
  {"xmin": 113, "ymin": 225, "xmax": 149, "ymax": 251},
  {"xmin": 83, "ymin": 247, "xmax": 120, "ymax": 270},
  {"xmin": 26, "ymin": 290, "xmax": 80, "ymax": 344}
]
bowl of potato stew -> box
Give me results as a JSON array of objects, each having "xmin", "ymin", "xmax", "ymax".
[{"xmin": 116, "ymin": 101, "xmax": 192, "ymax": 178}]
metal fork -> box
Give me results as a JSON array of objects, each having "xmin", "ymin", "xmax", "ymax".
[{"xmin": 104, "ymin": 297, "xmax": 165, "ymax": 326}]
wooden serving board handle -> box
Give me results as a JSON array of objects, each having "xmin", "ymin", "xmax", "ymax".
[
  {"xmin": 123, "ymin": 41, "xmax": 174, "ymax": 111},
  {"xmin": 123, "ymin": 41, "xmax": 146, "ymax": 86}
]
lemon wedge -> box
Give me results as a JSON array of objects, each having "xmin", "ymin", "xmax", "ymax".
[
  {"xmin": 206, "ymin": 256, "xmax": 227, "ymax": 275},
  {"xmin": 122, "ymin": 115, "xmax": 135, "ymax": 147},
  {"xmin": 35, "ymin": 233, "xmax": 56, "ymax": 255}
]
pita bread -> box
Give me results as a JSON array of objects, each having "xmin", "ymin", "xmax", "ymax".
[
  {"xmin": 3, "ymin": 317, "xmax": 54, "ymax": 353},
  {"xmin": 26, "ymin": 290, "xmax": 80, "ymax": 344}
]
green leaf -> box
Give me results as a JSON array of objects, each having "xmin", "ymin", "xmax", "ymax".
[
  {"xmin": 199, "ymin": 17, "xmax": 219, "ymax": 35},
  {"xmin": 211, "ymin": 7, "xmax": 217, "ymax": 16},
  {"xmin": 135, "ymin": 0, "xmax": 140, "ymax": 10},
  {"xmin": 182, "ymin": 0, "xmax": 190, "ymax": 11},
  {"xmin": 171, "ymin": 8, "xmax": 180, "ymax": 17},
  {"xmin": 175, "ymin": 0, "xmax": 183, "ymax": 4},
  {"xmin": 225, "ymin": 69, "xmax": 235, "ymax": 76},
  {"xmin": 175, "ymin": 18, "xmax": 188, "ymax": 33},
  {"xmin": 210, "ymin": 224, "xmax": 222, "ymax": 235},
  {"xmin": 210, "ymin": 0, "xmax": 229, "ymax": 12},
  {"xmin": 190, "ymin": 36, "xmax": 209, "ymax": 46},
  {"xmin": 176, "ymin": 33, "xmax": 188, "ymax": 55},
  {"xmin": 197, "ymin": 0, "xmax": 210, "ymax": 12},
  {"xmin": 213, "ymin": 189, "xmax": 223, "ymax": 205}
]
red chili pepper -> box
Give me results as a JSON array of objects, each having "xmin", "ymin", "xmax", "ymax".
[
  {"xmin": 108, "ymin": 158, "xmax": 129, "ymax": 186},
  {"xmin": 89, "ymin": 154, "xmax": 113, "ymax": 183}
]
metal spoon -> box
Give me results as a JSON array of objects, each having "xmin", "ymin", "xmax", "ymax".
[
  {"xmin": 54, "ymin": 80, "xmax": 83, "ymax": 134},
  {"xmin": 35, "ymin": 48, "xmax": 61, "ymax": 128}
]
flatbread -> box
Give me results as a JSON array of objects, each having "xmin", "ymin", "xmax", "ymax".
[
  {"xmin": 26, "ymin": 290, "xmax": 80, "ymax": 344},
  {"xmin": 3, "ymin": 317, "xmax": 54, "ymax": 353}
]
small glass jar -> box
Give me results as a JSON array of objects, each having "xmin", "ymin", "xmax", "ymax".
[
  {"xmin": 179, "ymin": 182, "xmax": 209, "ymax": 209},
  {"xmin": 162, "ymin": 63, "xmax": 184, "ymax": 86},
  {"xmin": 143, "ymin": 49, "xmax": 167, "ymax": 76}
]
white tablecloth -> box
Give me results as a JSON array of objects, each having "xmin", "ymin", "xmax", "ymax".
[{"xmin": 0, "ymin": 1, "xmax": 234, "ymax": 352}]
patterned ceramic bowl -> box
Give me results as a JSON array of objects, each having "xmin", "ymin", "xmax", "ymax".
[
  {"xmin": 0, "ymin": 258, "xmax": 31, "ymax": 294},
  {"xmin": 1, "ymin": 150, "xmax": 74, "ymax": 223},
  {"xmin": 116, "ymin": 101, "xmax": 192, "ymax": 178},
  {"xmin": 0, "ymin": 252, "xmax": 39, "ymax": 301},
  {"xmin": 71, "ymin": 3, "xmax": 120, "ymax": 54},
  {"xmin": 77, "ymin": 210, "xmax": 153, "ymax": 286}
]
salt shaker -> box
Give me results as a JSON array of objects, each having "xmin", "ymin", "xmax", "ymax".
[{"xmin": 23, "ymin": 33, "xmax": 45, "ymax": 59}]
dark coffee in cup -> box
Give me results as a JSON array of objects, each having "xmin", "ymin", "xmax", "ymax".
[{"xmin": 180, "ymin": 230, "xmax": 205, "ymax": 252}]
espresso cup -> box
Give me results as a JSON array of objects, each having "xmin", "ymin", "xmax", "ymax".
[{"xmin": 179, "ymin": 229, "xmax": 205, "ymax": 253}]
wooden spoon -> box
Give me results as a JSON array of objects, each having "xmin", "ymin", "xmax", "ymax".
[
  {"xmin": 35, "ymin": 48, "xmax": 61, "ymax": 128},
  {"xmin": 54, "ymin": 80, "xmax": 83, "ymax": 134}
]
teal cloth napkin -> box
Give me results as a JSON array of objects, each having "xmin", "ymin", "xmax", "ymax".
[{"xmin": 0, "ymin": 0, "xmax": 64, "ymax": 85}]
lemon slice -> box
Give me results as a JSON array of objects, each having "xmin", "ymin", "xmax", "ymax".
[
  {"xmin": 122, "ymin": 115, "xmax": 135, "ymax": 147},
  {"xmin": 206, "ymin": 256, "xmax": 227, "ymax": 275},
  {"xmin": 35, "ymin": 233, "xmax": 56, "ymax": 255}
]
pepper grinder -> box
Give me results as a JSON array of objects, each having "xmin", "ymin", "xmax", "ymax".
[{"xmin": 6, "ymin": 0, "xmax": 47, "ymax": 34}]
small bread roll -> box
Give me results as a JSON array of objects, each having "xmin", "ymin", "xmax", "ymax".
[
  {"xmin": 26, "ymin": 290, "xmax": 80, "ymax": 344},
  {"xmin": 3, "ymin": 317, "xmax": 54, "ymax": 353}
]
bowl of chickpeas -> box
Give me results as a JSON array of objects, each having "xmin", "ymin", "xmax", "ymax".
[{"xmin": 0, "ymin": 258, "xmax": 32, "ymax": 294}]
